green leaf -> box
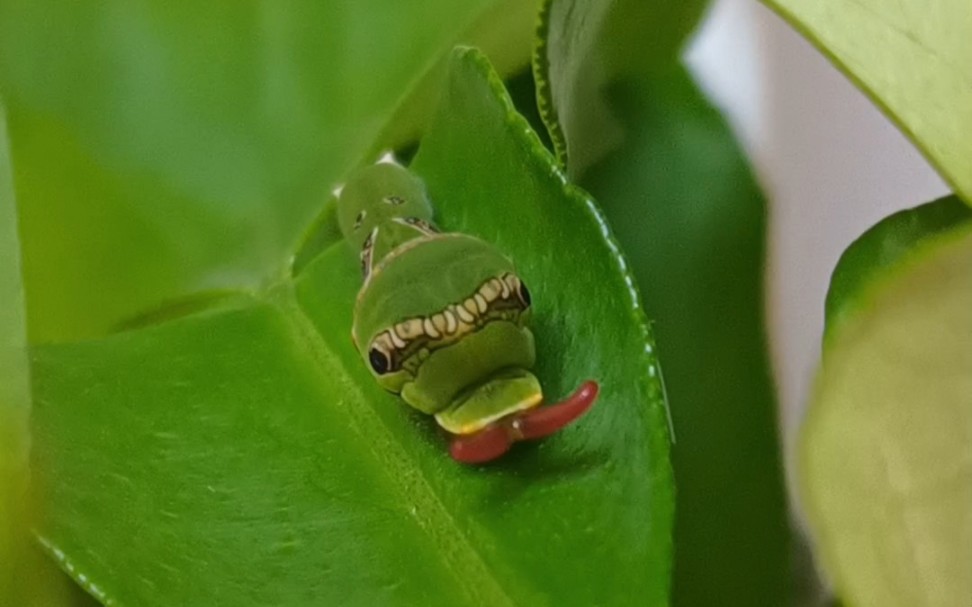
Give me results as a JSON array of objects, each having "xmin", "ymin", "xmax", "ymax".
[
  {"xmin": 760, "ymin": 0, "xmax": 972, "ymax": 204},
  {"xmin": 32, "ymin": 48, "xmax": 673, "ymax": 606},
  {"xmin": 536, "ymin": 2, "xmax": 791, "ymax": 604},
  {"xmin": 1, "ymin": 103, "xmax": 92, "ymax": 607},
  {"xmin": 0, "ymin": 98, "xmax": 30, "ymax": 606},
  {"xmin": 534, "ymin": 0, "xmax": 709, "ymax": 176},
  {"xmin": 803, "ymin": 204, "xmax": 972, "ymax": 607},
  {"xmin": 825, "ymin": 195, "xmax": 972, "ymax": 338},
  {"xmin": 0, "ymin": 0, "xmax": 531, "ymax": 343},
  {"xmin": 370, "ymin": 0, "xmax": 540, "ymax": 155}
]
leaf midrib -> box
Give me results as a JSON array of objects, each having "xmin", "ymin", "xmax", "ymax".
[{"xmin": 271, "ymin": 285, "xmax": 517, "ymax": 607}]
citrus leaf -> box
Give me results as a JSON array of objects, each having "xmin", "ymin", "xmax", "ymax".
[
  {"xmin": 32, "ymin": 48, "xmax": 673, "ymax": 606},
  {"xmin": 803, "ymin": 200, "xmax": 972, "ymax": 607},
  {"xmin": 0, "ymin": 98, "xmax": 31, "ymax": 607},
  {"xmin": 536, "ymin": 1, "xmax": 790, "ymax": 604},
  {"xmin": 0, "ymin": 0, "xmax": 532, "ymax": 342},
  {"xmin": 760, "ymin": 0, "xmax": 972, "ymax": 204},
  {"xmin": 370, "ymin": 0, "xmax": 541, "ymax": 155},
  {"xmin": 534, "ymin": 0, "xmax": 709, "ymax": 176},
  {"xmin": 825, "ymin": 195, "xmax": 972, "ymax": 337},
  {"xmin": 1, "ymin": 103, "xmax": 93, "ymax": 607}
]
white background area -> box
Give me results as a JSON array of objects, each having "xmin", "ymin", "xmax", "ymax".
[{"xmin": 684, "ymin": 0, "xmax": 949, "ymax": 475}]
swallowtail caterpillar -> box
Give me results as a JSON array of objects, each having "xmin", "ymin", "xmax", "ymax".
[{"xmin": 338, "ymin": 157, "xmax": 599, "ymax": 464}]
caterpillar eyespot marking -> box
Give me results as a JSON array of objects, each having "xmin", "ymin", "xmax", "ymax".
[{"xmin": 338, "ymin": 159, "xmax": 598, "ymax": 463}]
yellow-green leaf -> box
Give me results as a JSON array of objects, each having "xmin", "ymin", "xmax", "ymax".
[
  {"xmin": 803, "ymin": 202, "xmax": 972, "ymax": 607},
  {"xmin": 1, "ymin": 103, "xmax": 93, "ymax": 607},
  {"xmin": 761, "ymin": 0, "xmax": 972, "ymax": 203}
]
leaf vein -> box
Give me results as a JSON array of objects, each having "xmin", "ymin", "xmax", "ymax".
[{"xmin": 273, "ymin": 287, "xmax": 516, "ymax": 607}]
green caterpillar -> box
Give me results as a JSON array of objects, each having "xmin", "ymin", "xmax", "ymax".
[{"xmin": 337, "ymin": 158, "xmax": 598, "ymax": 463}]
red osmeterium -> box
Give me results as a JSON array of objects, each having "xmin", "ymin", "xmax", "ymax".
[
  {"xmin": 513, "ymin": 380, "xmax": 599, "ymax": 439},
  {"xmin": 448, "ymin": 423, "xmax": 513, "ymax": 464},
  {"xmin": 449, "ymin": 380, "xmax": 599, "ymax": 464}
]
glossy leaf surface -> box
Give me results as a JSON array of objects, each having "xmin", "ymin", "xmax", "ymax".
[
  {"xmin": 536, "ymin": 1, "xmax": 790, "ymax": 604},
  {"xmin": 761, "ymin": 0, "xmax": 972, "ymax": 203},
  {"xmin": 805, "ymin": 199, "xmax": 972, "ymax": 607},
  {"xmin": 32, "ymin": 49, "xmax": 673, "ymax": 606}
]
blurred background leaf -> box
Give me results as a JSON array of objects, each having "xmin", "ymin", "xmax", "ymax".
[
  {"xmin": 804, "ymin": 197, "xmax": 972, "ymax": 607},
  {"xmin": 536, "ymin": 0, "xmax": 791, "ymax": 604},
  {"xmin": 760, "ymin": 0, "xmax": 972, "ymax": 203},
  {"xmin": 1, "ymin": 103, "xmax": 95, "ymax": 607},
  {"xmin": 30, "ymin": 49, "xmax": 673, "ymax": 606},
  {"xmin": 0, "ymin": 0, "xmax": 535, "ymax": 343},
  {"xmin": 752, "ymin": 0, "xmax": 972, "ymax": 604},
  {"xmin": 825, "ymin": 196, "xmax": 972, "ymax": 338},
  {"xmin": 371, "ymin": 0, "xmax": 539, "ymax": 155},
  {"xmin": 0, "ymin": 98, "xmax": 31, "ymax": 607},
  {"xmin": 535, "ymin": 0, "xmax": 708, "ymax": 176}
]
